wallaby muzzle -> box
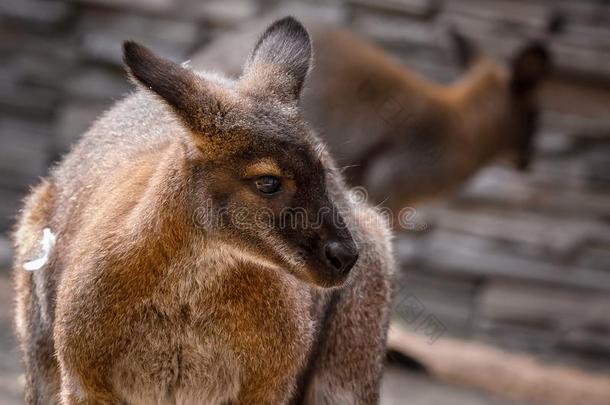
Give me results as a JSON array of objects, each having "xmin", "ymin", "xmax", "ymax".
[
  {"xmin": 312, "ymin": 209, "xmax": 359, "ymax": 287},
  {"xmin": 323, "ymin": 238, "xmax": 359, "ymax": 276}
]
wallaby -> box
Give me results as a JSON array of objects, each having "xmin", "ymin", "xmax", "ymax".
[
  {"xmin": 13, "ymin": 18, "xmax": 393, "ymax": 405},
  {"xmin": 191, "ymin": 24, "xmax": 551, "ymax": 212},
  {"xmin": 303, "ymin": 28, "xmax": 551, "ymax": 212}
]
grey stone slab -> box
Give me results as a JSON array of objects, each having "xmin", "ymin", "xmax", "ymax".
[
  {"xmin": 347, "ymin": 0, "xmax": 440, "ymax": 19},
  {"xmin": 556, "ymin": 24, "xmax": 610, "ymax": 53},
  {"xmin": 584, "ymin": 145, "xmax": 610, "ymax": 186},
  {"xmin": 554, "ymin": 0, "xmax": 610, "ymax": 29},
  {"xmin": 54, "ymin": 102, "xmax": 110, "ymax": 151},
  {"xmin": 420, "ymin": 204, "xmax": 610, "ymax": 260},
  {"xmin": 0, "ymin": 117, "xmax": 50, "ymax": 189},
  {"xmin": 394, "ymin": 233, "xmax": 426, "ymax": 265},
  {"xmin": 0, "ymin": 237, "xmax": 12, "ymax": 270},
  {"xmin": 63, "ymin": 67, "xmax": 130, "ymax": 102},
  {"xmin": 473, "ymin": 319, "xmax": 561, "ymax": 354},
  {"xmin": 576, "ymin": 245, "xmax": 610, "ymax": 273},
  {"xmin": 438, "ymin": 14, "xmax": 534, "ymax": 56},
  {"xmin": 0, "ymin": 20, "xmax": 75, "ymax": 56},
  {"xmin": 77, "ymin": 10, "xmax": 202, "ymax": 66},
  {"xmin": 437, "ymin": 2, "xmax": 556, "ymax": 64},
  {"xmin": 2, "ymin": 51, "xmax": 69, "ymax": 90},
  {"xmin": 0, "ymin": 82, "xmax": 58, "ymax": 119},
  {"xmin": 194, "ymin": 0, "xmax": 261, "ymax": 27},
  {"xmin": 559, "ymin": 323, "xmax": 610, "ymax": 355},
  {"xmin": 72, "ymin": 0, "xmax": 176, "ymax": 14},
  {"xmin": 349, "ymin": 10, "xmax": 439, "ymax": 46},
  {"xmin": 456, "ymin": 166, "xmax": 610, "ymax": 220},
  {"xmin": 0, "ymin": 0, "xmax": 76, "ymax": 32},
  {"xmin": 535, "ymin": 131, "xmax": 578, "ymax": 157},
  {"xmin": 550, "ymin": 40, "xmax": 610, "ymax": 83},
  {"xmin": 394, "ymin": 268, "xmax": 478, "ymax": 337},
  {"xmin": 528, "ymin": 153, "xmax": 595, "ymax": 191},
  {"xmin": 443, "ymin": 0, "xmax": 556, "ymax": 33},
  {"xmin": 0, "ymin": 188, "xmax": 24, "ymax": 231},
  {"xmin": 415, "ymin": 229, "xmax": 610, "ymax": 292},
  {"xmin": 541, "ymin": 110, "xmax": 610, "ymax": 139},
  {"xmin": 476, "ymin": 281, "xmax": 610, "ymax": 331}
]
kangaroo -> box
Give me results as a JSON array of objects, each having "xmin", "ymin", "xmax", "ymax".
[
  {"xmin": 191, "ymin": 24, "xmax": 551, "ymax": 212},
  {"xmin": 13, "ymin": 17, "xmax": 393, "ymax": 405}
]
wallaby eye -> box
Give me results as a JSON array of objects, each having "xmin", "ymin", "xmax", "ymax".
[{"xmin": 255, "ymin": 176, "xmax": 282, "ymax": 195}]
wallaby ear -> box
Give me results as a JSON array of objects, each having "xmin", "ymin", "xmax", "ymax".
[
  {"xmin": 123, "ymin": 41, "xmax": 218, "ymax": 134},
  {"xmin": 241, "ymin": 17, "xmax": 312, "ymax": 102},
  {"xmin": 448, "ymin": 28, "xmax": 480, "ymax": 70},
  {"xmin": 510, "ymin": 42, "xmax": 551, "ymax": 95}
]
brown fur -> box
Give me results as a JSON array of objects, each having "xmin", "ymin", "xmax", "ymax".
[
  {"xmin": 13, "ymin": 17, "xmax": 393, "ymax": 405},
  {"xmin": 303, "ymin": 28, "xmax": 550, "ymax": 211},
  {"xmin": 191, "ymin": 25, "xmax": 551, "ymax": 212}
]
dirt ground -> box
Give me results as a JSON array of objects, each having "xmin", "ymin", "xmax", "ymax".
[{"xmin": 0, "ymin": 268, "xmax": 528, "ymax": 405}]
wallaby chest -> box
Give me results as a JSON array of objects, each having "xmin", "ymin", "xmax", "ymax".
[{"xmin": 107, "ymin": 256, "xmax": 315, "ymax": 405}]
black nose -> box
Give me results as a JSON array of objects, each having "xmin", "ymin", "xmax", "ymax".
[{"xmin": 324, "ymin": 241, "xmax": 359, "ymax": 275}]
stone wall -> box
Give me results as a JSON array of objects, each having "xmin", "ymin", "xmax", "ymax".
[{"xmin": 1, "ymin": 0, "xmax": 609, "ymax": 374}]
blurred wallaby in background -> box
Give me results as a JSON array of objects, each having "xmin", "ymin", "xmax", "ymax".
[
  {"xmin": 13, "ymin": 18, "xmax": 393, "ymax": 405},
  {"xmin": 192, "ymin": 24, "xmax": 551, "ymax": 212}
]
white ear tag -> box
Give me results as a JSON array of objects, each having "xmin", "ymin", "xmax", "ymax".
[{"xmin": 23, "ymin": 228, "xmax": 56, "ymax": 271}]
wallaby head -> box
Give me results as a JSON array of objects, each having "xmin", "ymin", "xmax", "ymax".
[
  {"xmin": 508, "ymin": 42, "xmax": 551, "ymax": 169},
  {"xmin": 450, "ymin": 31, "xmax": 551, "ymax": 170},
  {"xmin": 123, "ymin": 17, "xmax": 358, "ymax": 288}
]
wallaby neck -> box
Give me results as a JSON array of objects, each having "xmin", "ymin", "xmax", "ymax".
[{"xmin": 446, "ymin": 60, "xmax": 512, "ymax": 166}]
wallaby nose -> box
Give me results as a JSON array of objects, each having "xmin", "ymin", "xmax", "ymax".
[{"xmin": 324, "ymin": 241, "xmax": 359, "ymax": 275}]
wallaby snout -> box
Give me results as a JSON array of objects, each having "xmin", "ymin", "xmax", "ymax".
[
  {"xmin": 301, "ymin": 203, "xmax": 360, "ymax": 287},
  {"xmin": 323, "ymin": 238, "xmax": 359, "ymax": 276}
]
